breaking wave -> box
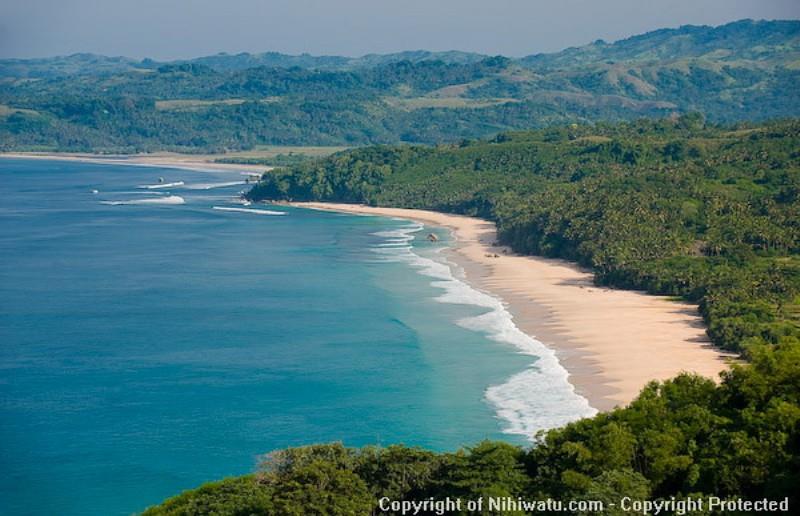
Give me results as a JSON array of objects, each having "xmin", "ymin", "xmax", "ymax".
[
  {"xmin": 101, "ymin": 195, "xmax": 185, "ymax": 206},
  {"xmin": 138, "ymin": 181, "xmax": 185, "ymax": 189},
  {"xmin": 212, "ymin": 206, "xmax": 286, "ymax": 215},
  {"xmin": 371, "ymin": 223, "xmax": 596, "ymax": 439},
  {"xmin": 182, "ymin": 181, "xmax": 247, "ymax": 190}
]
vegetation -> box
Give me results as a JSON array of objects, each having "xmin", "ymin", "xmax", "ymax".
[
  {"xmin": 250, "ymin": 116, "xmax": 800, "ymax": 355},
  {"xmin": 2, "ymin": 20, "xmax": 799, "ymax": 152},
  {"xmin": 134, "ymin": 112, "xmax": 800, "ymax": 516},
  {"xmin": 21, "ymin": 20, "xmax": 796, "ymax": 515},
  {"xmin": 146, "ymin": 114, "xmax": 800, "ymax": 514},
  {"xmin": 214, "ymin": 154, "xmax": 314, "ymax": 167},
  {"xmin": 205, "ymin": 146, "xmax": 347, "ymax": 166},
  {"xmin": 144, "ymin": 339, "xmax": 800, "ymax": 514}
]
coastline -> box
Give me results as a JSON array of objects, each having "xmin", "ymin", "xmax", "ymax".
[
  {"xmin": 0, "ymin": 153, "xmax": 731, "ymax": 413},
  {"xmin": 0, "ymin": 151, "xmax": 270, "ymax": 174},
  {"xmin": 288, "ymin": 201, "xmax": 733, "ymax": 412}
]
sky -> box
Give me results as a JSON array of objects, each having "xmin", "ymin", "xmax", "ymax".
[{"xmin": 1, "ymin": 0, "xmax": 799, "ymax": 60}]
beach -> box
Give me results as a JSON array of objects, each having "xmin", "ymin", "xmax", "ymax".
[
  {"xmin": 290, "ymin": 202, "xmax": 733, "ymax": 412},
  {"xmin": 0, "ymin": 152, "xmax": 269, "ymax": 174},
  {"xmin": 0, "ymin": 147, "xmax": 734, "ymax": 411}
]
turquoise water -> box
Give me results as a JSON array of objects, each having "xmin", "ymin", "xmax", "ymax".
[{"xmin": 0, "ymin": 159, "xmax": 591, "ymax": 515}]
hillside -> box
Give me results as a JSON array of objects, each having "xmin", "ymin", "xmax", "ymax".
[
  {"xmin": 1, "ymin": 19, "xmax": 799, "ymax": 152},
  {"xmin": 520, "ymin": 19, "xmax": 800, "ymax": 68},
  {"xmin": 145, "ymin": 117, "xmax": 800, "ymax": 514}
]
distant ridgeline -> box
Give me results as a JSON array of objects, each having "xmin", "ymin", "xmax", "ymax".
[
  {"xmin": 145, "ymin": 119, "xmax": 800, "ymax": 516},
  {"xmin": 1, "ymin": 19, "xmax": 800, "ymax": 152}
]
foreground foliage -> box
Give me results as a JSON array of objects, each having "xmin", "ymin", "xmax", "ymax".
[
  {"xmin": 250, "ymin": 116, "xmax": 800, "ymax": 355},
  {"xmin": 145, "ymin": 339, "xmax": 800, "ymax": 514}
]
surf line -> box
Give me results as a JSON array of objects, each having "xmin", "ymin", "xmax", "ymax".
[
  {"xmin": 102, "ymin": 195, "xmax": 185, "ymax": 205},
  {"xmin": 371, "ymin": 222, "xmax": 596, "ymax": 439},
  {"xmin": 212, "ymin": 206, "xmax": 286, "ymax": 215}
]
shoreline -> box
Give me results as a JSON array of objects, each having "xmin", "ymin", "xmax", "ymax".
[
  {"xmin": 0, "ymin": 151, "xmax": 270, "ymax": 174},
  {"xmin": 288, "ymin": 201, "xmax": 733, "ymax": 412},
  {"xmin": 0, "ymin": 153, "xmax": 731, "ymax": 413}
]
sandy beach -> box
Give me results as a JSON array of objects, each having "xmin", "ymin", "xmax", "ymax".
[
  {"xmin": 0, "ymin": 151, "xmax": 269, "ymax": 174},
  {"xmin": 290, "ymin": 202, "xmax": 733, "ymax": 412}
]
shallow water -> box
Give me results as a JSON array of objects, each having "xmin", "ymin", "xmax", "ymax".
[{"xmin": 0, "ymin": 159, "xmax": 591, "ymax": 515}]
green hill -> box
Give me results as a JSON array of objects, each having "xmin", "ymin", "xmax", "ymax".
[
  {"xmin": 1, "ymin": 19, "xmax": 798, "ymax": 152},
  {"xmin": 520, "ymin": 19, "xmax": 800, "ymax": 67}
]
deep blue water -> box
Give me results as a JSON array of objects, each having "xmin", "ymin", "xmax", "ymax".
[{"xmin": 0, "ymin": 159, "xmax": 588, "ymax": 515}]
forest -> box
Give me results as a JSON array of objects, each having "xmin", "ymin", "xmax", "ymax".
[
  {"xmin": 1, "ymin": 19, "xmax": 799, "ymax": 152},
  {"xmin": 138, "ymin": 115, "xmax": 800, "ymax": 514}
]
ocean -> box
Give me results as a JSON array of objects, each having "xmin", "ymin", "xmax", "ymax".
[{"xmin": 0, "ymin": 158, "xmax": 592, "ymax": 515}]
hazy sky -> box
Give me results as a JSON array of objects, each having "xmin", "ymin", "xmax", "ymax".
[{"xmin": 1, "ymin": 0, "xmax": 799, "ymax": 60}]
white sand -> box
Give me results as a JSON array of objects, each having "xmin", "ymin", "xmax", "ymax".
[
  {"xmin": 292, "ymin": 202, "xmax": 733, "ymax": 411},
  {"xmin": 0, "ymin": 152, "xmax": 268, "ymax": 174}
]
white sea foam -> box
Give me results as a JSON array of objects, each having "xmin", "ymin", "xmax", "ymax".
[
  {"xmin": 114, "ymin": 190, "xmax": 166, "ymax": 195},
  {"xmin": 182, "ymin": 181, "xmax": 247, "ymax": 190},
  {"xmin": 212, "ymin": 206, "xmax": 286, "ymax": 215},
  {"xmin": 375, "ymin": 241, "xmax": 412, "ymax": 247},
  {"xmin": 101, "ymin": 195, "xmax": 185, "ymax": 206},
  {"xmin": 370, "ymin": 223, "xmax": 597, "ymax": 440},
  {"xmin": 137, "ymin": 181, "xmax": 185, "ymax": 189}
]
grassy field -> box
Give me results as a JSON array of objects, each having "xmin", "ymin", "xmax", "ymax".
[
  {"xmin": 382, "ymin": 96, "xmax": 519, "ymax": 110},
  {"xmin": 0, "ymin": 104, "xmax": 40, "ymax": 117},
  {"xmin": 209, "ymin": 146, "xmax": 349, "ymax": 166},
  {"xmin": 154, "ymin": 98, "xmax": 280, "ymax": 111},
  {"xmin": 217, "ymin": 146, "xmax": 348, "ymax": 158}
]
